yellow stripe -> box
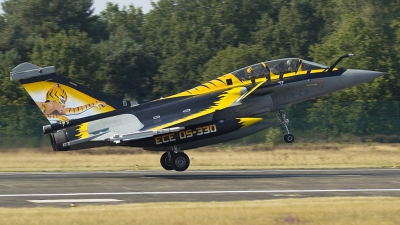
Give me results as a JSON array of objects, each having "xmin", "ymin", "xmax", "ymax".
[
  {"xmin": 166, "ymin": 73, "xmax": 245, "ymax": 98},
  {"xmin": 238, "ymin": 118, "xmax": 263, "ymax": 128},
  {"xmin": 151, "ymin": 87, "xmax": 246, "ymax": 130},
  {"xmin": 239, "ymin": 80, "xmax": 266, "ymax": 101}
]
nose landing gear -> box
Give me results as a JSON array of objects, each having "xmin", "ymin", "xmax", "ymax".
[
  {"xmin": 275, "ymin": 110, "xmax": 294, "ymax": 143},
  {"xmin": 284, "ymin": 133, "xmax": 294, "ymax": 143},
  {"xmin": 160, "ymin": 146, "xmax": 190, "ymax": 171}
]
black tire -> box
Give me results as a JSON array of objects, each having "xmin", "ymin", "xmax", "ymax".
[
  {"xmin": 171, "ymin": 152, "xmax": 190, "ymax": 171},
  {"xmin": 160, "ymin": 152, "xmax": 174, "ymax": 170},
  {"xmin": 284, "ymin": 134, "xmax": 294, "ymax": 143}
]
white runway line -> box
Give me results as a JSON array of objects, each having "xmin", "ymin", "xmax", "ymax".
[
  {"xmin": 0, "ymin": 168, "xmax": 398, "ymax": 176},
  {"xmin": 2, "ymin": 189, "xmax": 400, "ymax": 197},
  {"xmin": 28, "ymin": 199, "xmax": 123, "ymax": 203}
]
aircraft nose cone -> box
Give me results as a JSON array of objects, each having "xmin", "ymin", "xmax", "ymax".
[{"xmin": 341, "ymin": 69, "xmax": 386, "ymax": 87}]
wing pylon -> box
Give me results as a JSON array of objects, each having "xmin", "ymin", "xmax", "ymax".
[{"xmin": 109, "ymin": 127, "xmax": 185, "ymax": 143}]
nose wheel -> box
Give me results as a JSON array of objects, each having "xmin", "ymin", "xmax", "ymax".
[
  {"xmin": 275, "ymin": 110, "xmax": 294, "ymax": 143},
  {"xmin": 284, "ymin": 134, "xmax": 294, "ymax": 143},
  {"xmin": 160, "ymin": 146, "xmax": 190, "ymax": 171}
]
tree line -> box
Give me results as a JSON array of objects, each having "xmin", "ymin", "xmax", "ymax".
[{"xmin": 0, "ymin": 0, "xmax": 400, "ymax": 143}]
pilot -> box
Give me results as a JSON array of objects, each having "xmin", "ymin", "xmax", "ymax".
[
  {"xmin": 246, "ymin": 66, "xmax": 255, "ymax": 79},
  {"xmin": 286, "ymin": 60, "xmax": 295, "ymax": 72}
]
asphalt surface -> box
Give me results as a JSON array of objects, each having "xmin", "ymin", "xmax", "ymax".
[{"xmin": 0, "ymin": 169, "xmax": 399, "ymax": 208}]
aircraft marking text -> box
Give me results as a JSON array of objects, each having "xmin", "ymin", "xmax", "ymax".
[
  {"xmin": 283, "ymin": 90, "xmax": 309, "ymax": 100},
  {"xmin": 155, "ymin": 124, "xmax": 217, "ymax": 145}
]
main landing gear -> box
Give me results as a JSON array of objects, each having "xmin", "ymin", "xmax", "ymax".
[
  {"xmin": 275, "ymin": 110, "xmax": 294, "ymax": 143},
  {"xmin": 160, "ymin": 146, "xmax": 190, "ymax": 171}
]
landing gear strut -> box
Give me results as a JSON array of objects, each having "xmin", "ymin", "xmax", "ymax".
[
  {"xmin": 160, "ymin": 146, "xmax": 190, "ymax": 171},
  {"xmin": 275, "ymin": 110, "xmax": 294, "ymax": 143}
]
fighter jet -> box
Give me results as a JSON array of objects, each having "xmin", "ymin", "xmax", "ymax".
[{"xmin": 10, "ymin": 54, "xmax": 385, "ymax": 171}]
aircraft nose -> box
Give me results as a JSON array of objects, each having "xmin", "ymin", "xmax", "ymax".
[{"xmin": 341, "ymin": 69, "xmax": 386, "ymax": 87}]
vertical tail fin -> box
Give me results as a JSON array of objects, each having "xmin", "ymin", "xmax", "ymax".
[{"xmin": 10, "ymin": 62, "xmax": 135, "ymax": 124}]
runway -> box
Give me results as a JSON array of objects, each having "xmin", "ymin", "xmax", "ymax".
[{"xmin": 0, "ymin": 169, "xmax": 399, "ymax": 208}]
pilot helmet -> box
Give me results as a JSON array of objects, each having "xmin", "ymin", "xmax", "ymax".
[{"xmin": 246, "ymin": 67, "xmax": 253, "ymax": 74}]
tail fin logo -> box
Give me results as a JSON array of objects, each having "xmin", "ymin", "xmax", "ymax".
[{"xmin": 25, "ymin": 82, "xmax": 113, "ymax": 124}]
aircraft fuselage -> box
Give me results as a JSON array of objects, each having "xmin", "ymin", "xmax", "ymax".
[{"xmin": 10, "ymin": 54, "xmax": 386, "ymax": 171}]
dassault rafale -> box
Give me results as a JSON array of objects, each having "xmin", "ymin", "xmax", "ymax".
[{"xmin": 10, "ymin": 54, "xmax": 385, "ymax": 171}]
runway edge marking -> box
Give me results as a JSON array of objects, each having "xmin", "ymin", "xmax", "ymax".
[
  {"xmin": 28, "ymin": 199, "xmax": 123, "ymax": 203},
  {"xmin": 3, "ymin": 189, "xmax": 400, "ymax": 197}
]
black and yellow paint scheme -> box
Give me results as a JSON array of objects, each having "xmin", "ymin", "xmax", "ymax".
[
  {"xmin": 10, "ymin": 54, "xmax": 386, "ymax": 171},
  {"xmin": 128, "ymin": 118, "xmax": 262, "ymax": 148},
  {"xmin": 166, "ymin": 58, "xmax": 338, "ymax": 99},
  {"xmin": 145, "ymin": 57, "xmax": 342, "ymax": 132}
]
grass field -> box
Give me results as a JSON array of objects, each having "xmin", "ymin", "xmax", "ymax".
[
  {"xmin": 0, "ymin": 143, "xmax": 398, "ymax": 171},
  {"xmin": 0, "ymin": 197, "xmax": 399, "ymax": 225}
]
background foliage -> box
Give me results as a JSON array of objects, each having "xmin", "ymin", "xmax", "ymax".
[{"xmin": 0, "ymin": 0, "xmax": 399, "ymax": 147}]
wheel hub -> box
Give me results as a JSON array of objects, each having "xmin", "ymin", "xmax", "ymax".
[{"xmin": 175, "ymin": 157, "xmax": 186, "ymax": 168}]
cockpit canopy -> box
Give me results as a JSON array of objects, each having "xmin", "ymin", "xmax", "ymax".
[{"xmin": 232, "ymin": 58, "xmax": 329, "ymax": 81}]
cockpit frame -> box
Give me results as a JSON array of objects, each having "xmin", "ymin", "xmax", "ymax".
[{"xmin": 231, "ymin": 58, "xmax": 328, "ymax": 82}]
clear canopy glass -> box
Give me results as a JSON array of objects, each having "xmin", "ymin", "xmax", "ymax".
[{"xmin": 231, "ymin": 58, "xmax": 328, "ymax": 81}]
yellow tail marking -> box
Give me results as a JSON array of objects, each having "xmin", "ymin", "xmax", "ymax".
[{"xmin": 76, "ymin": 122, "xmax": 89, "ymax": 139}]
